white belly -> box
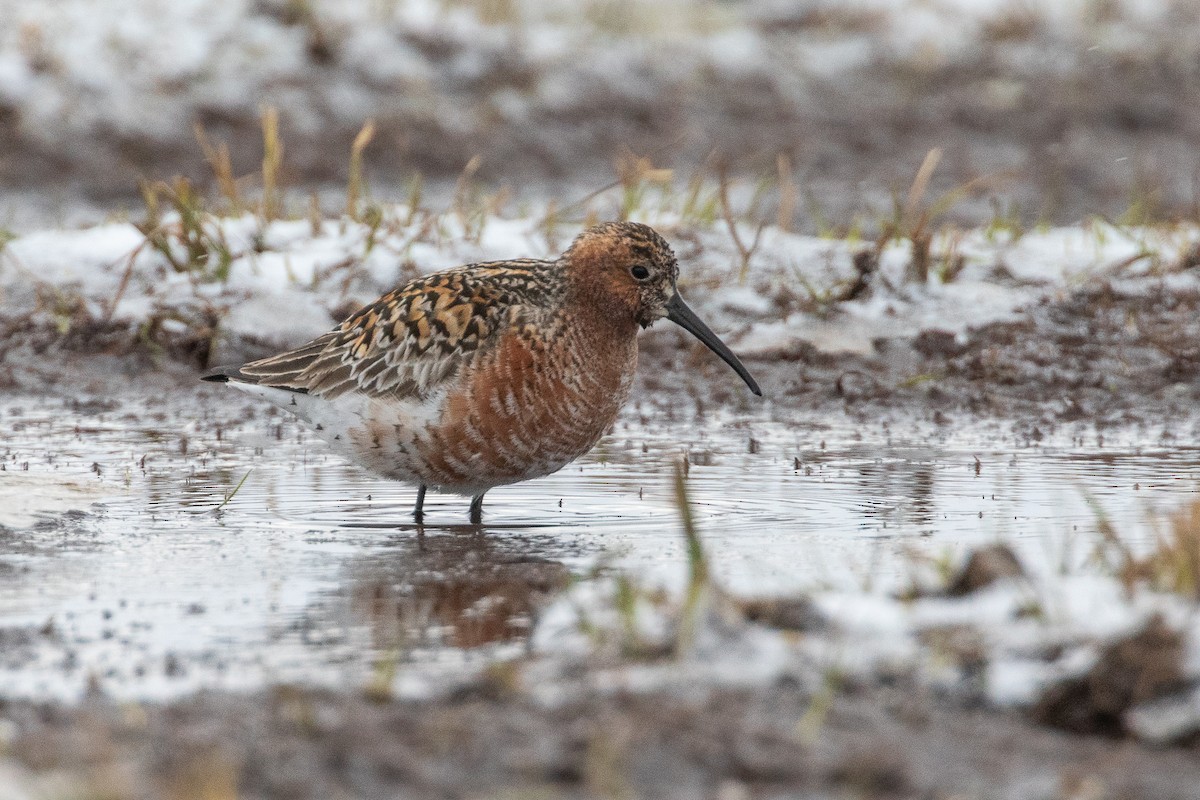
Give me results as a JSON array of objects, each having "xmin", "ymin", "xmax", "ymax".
[{"xmin": 227, "ymin": 383, "xmax": 447, "ymax": 487}]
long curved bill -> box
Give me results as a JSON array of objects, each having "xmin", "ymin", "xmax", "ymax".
[{"xmin": 665, "ymin": 293, "xmax": 762, "ymax": 397}]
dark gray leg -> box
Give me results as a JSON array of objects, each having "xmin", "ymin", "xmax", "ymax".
[
  {"xmin": 468, "ymin": 492, "xmax": 486, "ymax": 525},
  {"xmin": 413, "ymin": 484, "xmax": 427, "ymax": 524}
]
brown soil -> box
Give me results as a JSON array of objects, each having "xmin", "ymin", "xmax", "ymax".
[
  {"xmin": 636, "ymin": 279, "xmax": 1200, "ymax": 428},
  {"xmin": 4, "ymin": 273, "xmax": 1200, "ymax": 429},
  {"xmin": 1033, "ymin": 615, "xmax": 1189, "ymax": 738},
  {"xmin": 4, "ymin": 675, "xmax": 1199, "ymax": 800}
]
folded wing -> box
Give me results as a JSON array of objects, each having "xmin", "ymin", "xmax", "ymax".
[{"xmin": 234, "ymin": 269, "xmax": 517, "ymax": 400}]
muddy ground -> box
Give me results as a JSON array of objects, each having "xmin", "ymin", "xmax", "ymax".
[
  {"xmin": 4, "ymin": 675, "xmax": 1200, "ymax": 800},
  {"xmin": 652, "ymin": 278, "xmax": 1200, "ymax": 428},
  {"xmin": 5, "ymin": 269, "xmax": 1200, "ymax": 425},
  {"xmin": 3, "ymin": 275, "xmax": 1200, "ymax": 797}
]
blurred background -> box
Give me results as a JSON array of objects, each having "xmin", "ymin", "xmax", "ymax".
[{"xmin": 2, "ymin": 0, "xmax": 1199, "ymax": 233}]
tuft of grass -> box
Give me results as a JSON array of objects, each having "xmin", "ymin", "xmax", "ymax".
[
  {"xmin": 138, "ymin": 177, "xmax": 234, "ymax": 282},
  {"xmin": 1135, "ymin": 499, "xmax": 1200, "ymax": 599},
  {"xmin": 35, "ymin": 285, "xmax": 89, "ymax": 335},
  {"xmin": 537, "ymin": 198, "xmax": 563, "ymax": 252},
  {"xmin": 934, "ymin": 229, "xmax": 967, "ymax": 283},
  {"xmin": 613, "ymin": 573, "xmax": 640, "ymax": 648},
  {"xmin": 1119, "ymin": 172, "xmax": 1166, "ymax": 229},
  {"xmin": 1089, "ymin": 494, "xmax": 1200, "ymax": 599},
  {"xmin": 1090, "ymin": 214, "xmax": 1167, "ymax": 275},
  {"xmin": 678, "ymin": 165, "xmax": 721, "ymax": 226},
  {"xmin": 615, "ymin": 150, "xmax": 673, "ymax": 221},
  {"xmin": 897, "ymin": 146, "xmax": 943, "ymax": 284},
  {"xmin": 983, "ymin": 196, "xmax": 1027, "ymax": 243},
  {"xmin": 403, "ymin": 172, "xmax": 425, "ymax": 225},
  {"xmin": 894, "ymin": 544, "xmax": 960, "ymax": 601},
  {"xmin": 307, "ymin": 190, "xmax": 322, "ymax": 236},
  {"xmin": 139, "ymin": 107, "xmax": 396, "ymax": 310},
  {"xmin": 876, "ymin": 148, "xmax": 1012, "ymax": 284},
  {"xmin": 136, "ymin": 302, "xmax": 225, "ymax": 368},
  {"xmin": 449, "ymin": 155, "xmax": 499, "ymax": 243},
  {"xmin": 561, "ymin": 462, "xmax": 725, "ymax": 662},
  {"xmin": 194, "ymin": 123, "xmax": 242, "ymax": 211},
  {"xmin": 534, "ymin": 139, "xmax": 702, "ymax": 230},
  {"xmin": 716, "ymin": 164, "xmax": 767, "ymax": 282},
  {"xmin": 360, "ymin": 204, "xmax": 385, "ymax": 257}
]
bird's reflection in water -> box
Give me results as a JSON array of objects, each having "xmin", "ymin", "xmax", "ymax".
[{"xmin": 329, "ymin": 525, "xmax": 575, "ymax": 653}]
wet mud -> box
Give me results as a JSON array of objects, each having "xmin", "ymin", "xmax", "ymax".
[
  {"xmin": 637, "ymin": 279, "xmax": 1200, "ymax": 426},
  {"xmin": 5, "ymin": 277, "xmax": 1200, "ymax": 795},
  {"xmin": 5, "ymin": 274, "xmax": 1200, "ymax": 426},
  {"xmin": 1032, "ymin": 614, "xmax": 1190, "ymax": 739},
  {"xmin": 4, "ymin": 676, "xmax": 1200, "ymax": 799}
]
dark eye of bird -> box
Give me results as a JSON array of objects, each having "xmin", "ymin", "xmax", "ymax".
[{"xmin": 630, "ymin": 265, "xmax": 651, "ymax": 281}]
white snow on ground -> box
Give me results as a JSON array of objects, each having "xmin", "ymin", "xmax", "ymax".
[
  {"xmin": 0, "ymin": 210, "xmax": 554, "ymax": 359},
  {"xmin": 2, "ymin": 208, "xmax": 1197, "ymax": 361},
  {"xmin": 529, "ymin": 547, "xmax": 1200, "ymax": 744}
]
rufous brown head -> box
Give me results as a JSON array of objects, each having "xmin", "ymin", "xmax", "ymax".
[{"xmin": 564, "ymin": 221, "xmax": 762, "ymax": 396}]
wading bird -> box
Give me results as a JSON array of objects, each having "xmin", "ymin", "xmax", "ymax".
[{"xmin": 203, "ymin": 221, "xmax": 761, "ymax": 523}]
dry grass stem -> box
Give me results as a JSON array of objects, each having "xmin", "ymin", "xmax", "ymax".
[
  {"xmin": 776, "ymin": 153, "xmax": 797, "ymax": 232},
  {"xmin": 260, "ymin": 106, "xmax": 283, "ymax": 221},
  {"xmin": 346, "ymin": 119, "xmax": 376, "ymax": 220},
  {"xmin": 717, "ymin": 165, "xmax": 767, "ymax": 282},
  {"xmin": 194, "ymin": 123, "xmax": 241, "ymax": 209}
]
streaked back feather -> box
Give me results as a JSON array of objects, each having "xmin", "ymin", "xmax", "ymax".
[{"xmin": 237, "ymin": 260, "xmax": 561, "ymax": 400}]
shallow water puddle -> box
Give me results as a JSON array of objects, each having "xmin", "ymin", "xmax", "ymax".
[{"xmin": 1, "ymin": 392, "xmax": 1198, "ymax": 699}]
